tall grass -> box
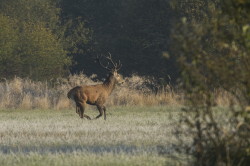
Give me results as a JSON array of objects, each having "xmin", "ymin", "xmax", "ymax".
[
  {"xmin": 0, "ymin": 74, "xmax": 182, "ymax": 110},
  {"xmin": 0, "ymin": 74, "xmax": 233, "ymax": 110}
]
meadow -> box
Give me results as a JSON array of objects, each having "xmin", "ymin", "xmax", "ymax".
[
  {"xmin": 0, "ymin": 75, "xmax": 233, "ymax": 165},
  {"xmin": 0, "ymin": 106, "xmax": 190, "ymax": 166}
]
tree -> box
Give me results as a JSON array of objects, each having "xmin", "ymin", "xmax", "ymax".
[
  {"xmin": 0, "ymin": 14, "xmax": 20, "ymax": 77},
  {"xmin": 170, "ymin": 0, "xmax": 250, "ymax": 165},
  {"xmin": 18, "ymin": 23, "xmax": 70, "ymax": 80},
  {"xmin": 0, "ymin": 0, "xmax": 90, "ymax": 80},
  {"xmin": 0, "ymin": 0, "xmax": 60, "ymax": 30}
]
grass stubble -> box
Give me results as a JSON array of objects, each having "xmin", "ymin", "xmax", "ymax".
[
  {"xmin": 0, "ymin": 106, "xmax": 189, "ymax": 166},
  {"xmin": 0, "ymin": 76, "xmax": 234, "ymax": 165}
]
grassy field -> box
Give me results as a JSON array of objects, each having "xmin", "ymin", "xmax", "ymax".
[{"xmin": 0, "ymin": 106, "xmax": 190, "ymax": 166}]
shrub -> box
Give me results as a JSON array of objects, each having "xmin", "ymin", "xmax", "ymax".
[{"xmin": 170, "ymin": 0, "xmax": 250, "ymax": 165}]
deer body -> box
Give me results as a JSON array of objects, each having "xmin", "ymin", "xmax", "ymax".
[{"xmin": 67, "ymin": 55, "xmax": 122, "ymax": 120}]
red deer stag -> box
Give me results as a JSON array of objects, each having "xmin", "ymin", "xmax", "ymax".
[{"xmin": 67, "ymin": 54, "xmax": 123, "ymax": 120}]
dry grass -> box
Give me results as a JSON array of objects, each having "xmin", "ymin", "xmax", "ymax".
[
  {"xmin": 0, "ymin": 74, "xmax": 183, "ymax": 110},
  {"xmin": 0, "ymin": 74, "xmax": 234, "ymax": 110}
]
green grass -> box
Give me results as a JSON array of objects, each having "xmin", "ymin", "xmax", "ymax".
[{"xmin": 0, "ymin": 106, "xmax": 189, "ymax": 166}]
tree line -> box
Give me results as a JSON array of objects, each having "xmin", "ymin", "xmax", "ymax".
[{"xmin": 0, "ymin": 0, "xmax": 175, "ymax": 81}]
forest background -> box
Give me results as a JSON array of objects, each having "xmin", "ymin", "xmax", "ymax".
[{"xmin": 0, "ymin": 0, "xmax": 177, "ymax": 82}]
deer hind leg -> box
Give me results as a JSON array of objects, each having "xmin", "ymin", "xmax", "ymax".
[
  {"xmin": 78, "ymin": 102, "xmax": 91, "ymax": 120},
  {"xmin": 103, "ymin": 106, "xmax": 107, "ymax": 120},
  {"xmin": 95, "ymin": 105, "xmax": 104, "ymax": 120},
  {"xmin": 75, "ymin": 103, "xmax": 80, "ymax": 115}
]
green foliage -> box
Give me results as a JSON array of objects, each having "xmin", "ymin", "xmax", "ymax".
[
  {"xmin": 0, "ymin": 0, "xmax": 91, "ymax": 80},
  {"xmin": 170, "ymin": 0, "xmax": 250, "ymax": 165},
  {"xmin": 18, "ymin": 23, "xmax": 70, "ymax": 79},
  {"xmin": 0, "ymin": 14, "xmax": 19, "ymax": 77},
  {"xmin": 0, "ymin": 0, "xmax": 60, "ymax": 30}
]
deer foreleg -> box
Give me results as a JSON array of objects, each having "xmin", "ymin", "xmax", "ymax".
[
  {"xmin": 95, "ymin": 105, "xmax": 104, "ymax": 119},
  {"xmin": 75, "ymin": 103, "xmax": 80, "ymax": 115},
  {"xmin": 78, "ymin": 102, "xmax": 91, "ymax": 120},
  {"xmin": 103, "ymin": 106, "xmax": 107, "ymax": 120}
]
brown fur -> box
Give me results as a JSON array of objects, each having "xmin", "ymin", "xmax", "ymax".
[{"xmin": 67, "ymin": 71, "xmax": 123, "ymax": 120}]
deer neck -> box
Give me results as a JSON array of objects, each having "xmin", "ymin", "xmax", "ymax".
[{"xmin": 103, "ymin": 74, "xmax": 116, "ymax": 95}]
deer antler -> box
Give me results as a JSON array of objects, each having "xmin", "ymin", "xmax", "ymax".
[
  {"xmin": 116, "ymin": 60, "xmax": 122, "ymax": 71},
  {"xmin": 96, "ymin": 53, "xmax": 122, "ymax": 71},
  {"xmin": 95, "ymin": 55, "xmax": 112, "ymax": 71},
  {"xmin": 106, "ymin": 52, "xmax": 122, "ymax": 71}
]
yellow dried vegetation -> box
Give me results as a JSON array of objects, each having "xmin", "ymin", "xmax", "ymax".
[{"xmin": 0, "ymin": 74, "xmax": 233, "ymax": 110}]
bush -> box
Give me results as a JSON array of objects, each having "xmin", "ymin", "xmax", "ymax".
[{"xmin": 170, "ymin": 0, "xmax": 250, "ymax": 165}]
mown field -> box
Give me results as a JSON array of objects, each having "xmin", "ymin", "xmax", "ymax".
[{"xmin": 0, "ymin": 106, "xmax": 190, "ymax": 166}]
